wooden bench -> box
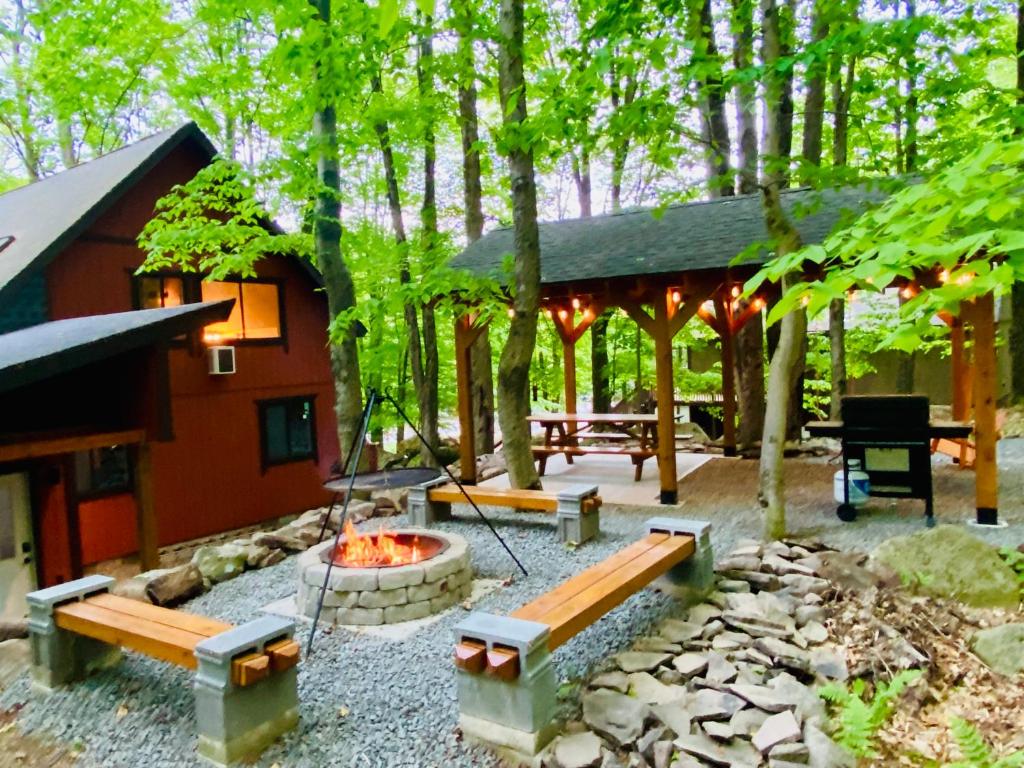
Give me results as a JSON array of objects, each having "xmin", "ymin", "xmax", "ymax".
[
  {"xmin": 28, "ymin": 575, "xmax": 300, "ymax": 766},
  {"xmin": 531, "ymin": 444, "xmax": 657, "ymax": 480},
  {"xmin": 409, "ymin": 479, "xmax": 602, "ymax": 544},
  {"xmin": 452, "ymin": 517, "xmax": 713, "ymax": 755}
]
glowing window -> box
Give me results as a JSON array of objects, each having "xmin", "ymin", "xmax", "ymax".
[
  {"xmin": 138, "ymin": 276, "xmax": 185, "ymax": 309},
  {"xmin": 201, "ymin": 280, "xmax": 282, "ymax": 342}
]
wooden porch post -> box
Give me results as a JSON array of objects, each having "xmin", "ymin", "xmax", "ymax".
[
  {"xmin": 713, "ymin": 292, "xmax": 738, "ymax": 457},
  {"xmin": 969, "ymin": 293, "xmax": 999, "ymax": 525},
  {"xmin": 653, "ymin": 291, "xmax": 678, "ymax": 504},
  {"xmin": 454, "ymin": 314, "xmax": 479, "ymax": 485},
  {"xmin": 132, "ymin": 443, "xmax": 160, "ymax": 571}
]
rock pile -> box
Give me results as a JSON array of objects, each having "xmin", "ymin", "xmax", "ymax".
[
  {"xmin": 112, "ymin": 502, "xmax": 376, "ymax": 606},
  {"xmin": 544, "ymin": 538, "xmax": 856, "ymax": 768}
]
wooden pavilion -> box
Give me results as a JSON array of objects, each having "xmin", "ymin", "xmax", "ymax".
[{"xmin": 448, "ymin": 184, "xmax": 1002, "ymax": 525}]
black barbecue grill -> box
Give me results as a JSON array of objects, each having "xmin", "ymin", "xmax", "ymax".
[{"xmin": 806, "ymin": 395, "xmax": 972, "ymax": 526}]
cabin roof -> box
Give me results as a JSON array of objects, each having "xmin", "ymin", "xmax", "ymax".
[
  {"xmin": 0, "ymin": 122, "xmax": 321, "ymax": 306},
  {"xmin": 449, "ymin": 183, "xmax": 889, "ymax": 286},
  {"xmin": 0, "ymin": 301, "xmax": 234, "ymax": 395}
]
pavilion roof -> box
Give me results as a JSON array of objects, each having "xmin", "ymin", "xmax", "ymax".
[{"xmin": 449, "ymin": 183, "xmax": 889, "ymax": 286}]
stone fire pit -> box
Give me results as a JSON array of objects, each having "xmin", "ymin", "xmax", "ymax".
[{"xmin": 296, "ymin": 528, "xmax": 472, "ymax": 625}]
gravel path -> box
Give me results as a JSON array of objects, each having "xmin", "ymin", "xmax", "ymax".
[{"xmin": 2, "ymin": 445, "xmax": 1020, "ymax": 767}]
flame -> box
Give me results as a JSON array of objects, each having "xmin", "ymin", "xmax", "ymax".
[{"xmin": 337, "ymin": 519, "xmax": 423, "ymax": 568}]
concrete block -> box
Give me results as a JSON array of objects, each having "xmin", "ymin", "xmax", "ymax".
[
  {"xmin": 454, "ymin": 613, "xmax": 558, "ymax": 753},
  {"xmin": 646, "ymin": 517, "xmax": 715, "ymax": 605},
  {"xmin": 193, "ymin": 616, "xmax": 299, "ymax": 766},
  {"xmin": 555, "ymin": 484, "xmax": 600, "ymax": 545},
  {"xmin": 407, "ymin": 477, "xmax": 451, "ymax": 527},
  {"xmin": 26, "ymin": 576, "xmax": 121, "ymax": 690}
]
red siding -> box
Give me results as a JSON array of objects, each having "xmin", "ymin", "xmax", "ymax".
[
  {"xmin": 35, "ymin": 460, "xmax": 73, "ymax": 586},
  {"xmin": 42, "ymin": 139, "xmax": 339, "ymax": 550},
  {"xmin": 79, "ymin": 494, "xmax": 137, "ymax": 564}
]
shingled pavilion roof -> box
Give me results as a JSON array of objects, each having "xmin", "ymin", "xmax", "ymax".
[{"xmin": 449, "ymin": 183, "xmax": 889, "ymax": 285}]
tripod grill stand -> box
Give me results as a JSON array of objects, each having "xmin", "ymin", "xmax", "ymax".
[{"xmin": 306, "ymin": 388, "xmax": 528, "ymax": 655}]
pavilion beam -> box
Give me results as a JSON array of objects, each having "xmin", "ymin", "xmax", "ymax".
[
  {"xmin": 653, "ymin": 289, "xmax": 678, "ymax": 504},
  {"xmin": 455, "ymin": 313, "xmax": 485, "ymax": 485},
  {"xmin": 969, "ymin": 293, "xmax": 999, "ymax": 525}
]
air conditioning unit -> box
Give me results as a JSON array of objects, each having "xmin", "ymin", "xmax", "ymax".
[{"xmin": 208, "ymin": 345, "xmax": 236, "ymax": 375}]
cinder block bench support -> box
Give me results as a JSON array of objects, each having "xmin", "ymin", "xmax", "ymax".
[
  {"xmin": 453, "ymin": 613, "xmax": 558, "ymax": 755},
  {"xmin": 453, "ymin": 517, "xmax": 712, "ymax": 756},
  {"xmin": 646, "ymin": 517, "xmax": 714, "ymax": 603},
  {"xmin": 27, "ymin": 574, "xmax": 122, "ymax": 690},
  {"xmin": 555, "ymin": 484, "xmax": 600, "ymax": 544},
  {"xmin": 194, "ymin": 616, "xmax": 299, "ymax": 766},
  {"xmin": 408, "ymin": 476, "xmax": 452, "ymax": 526}
]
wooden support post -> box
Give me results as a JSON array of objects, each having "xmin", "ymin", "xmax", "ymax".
[
  {"xmin": 454, "ymin": 315, "xmax": 478, "ymax": 485},
  {"xmin": 562, "ymin": 333, "xmax": 577, "ymax": 418},
  {"xmin": 969, "ymin": 294, "xmax": 999, "ymax": 525},
  {"xmin": 713, "ymin": 292, "xmax": 737, "ymax": 457},
  {"xmin": 132, "ymin": 443, "xmax": 160, "ymax": 571},
  {"xmin": 653, "ymin": 292, "xmax": 678, "ymax": 504}
]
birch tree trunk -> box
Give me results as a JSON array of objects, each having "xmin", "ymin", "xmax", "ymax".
[
  {"xmin": 454, "ymin": 0, "xmax": 496, "ymax": 452},
  {"xmin": 310, "ymin": 0, "xmax": 364, "ymax": 465},
  {"xmin": 759, "ymin": 0, "xmax": 807, "ymax": 540},
  {"xmin": 496, "ymin": 0, "xmax": 542, "ymax": 489}
]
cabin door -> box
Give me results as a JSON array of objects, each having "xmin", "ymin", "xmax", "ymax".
[{"xmin": 0, "ymin": 473, "xmax": 35, "ymax": 620}]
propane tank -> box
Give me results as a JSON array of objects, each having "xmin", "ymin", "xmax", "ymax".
[{"xmin": 834, "ymin": 459, "xmax": 870, "ymax": 507}]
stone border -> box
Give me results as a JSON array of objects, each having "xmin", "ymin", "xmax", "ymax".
[{"xmin": 296, "ymin": 529, "xmax": 473, "ymax": 626}]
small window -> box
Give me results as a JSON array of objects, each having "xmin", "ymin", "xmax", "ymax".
[
  {"xmin": 201, "ymin": 280, "xmax": 282, "ymax": 343},
  {"xmin": 74, "ymin": 446, "xmax": 132, "ymax": 497},
  {"xmin": 258, "ymin": 396, "xmax": 317, "ymax": 469},
  {"xmin": 137, "ymin": 275, "xmax": 185, "ymax": 309}
]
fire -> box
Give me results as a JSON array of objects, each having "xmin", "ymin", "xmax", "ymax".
[{"xmin": 337, "ymin": 519, "xmax": 424, "ymax": 568}]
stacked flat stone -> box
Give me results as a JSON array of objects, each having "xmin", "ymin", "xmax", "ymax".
[
  {"xmin": 542, "ymin": 538, "xmax": 859, "ymax": 768},
  {"xmin": 296, "ymin": 531, "xmax": 473, "ymax": 626}
]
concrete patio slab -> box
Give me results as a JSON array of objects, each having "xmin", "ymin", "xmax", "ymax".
[{"xmin": 480, "ymin": 451, "xmax": 715, "ymax": 506}]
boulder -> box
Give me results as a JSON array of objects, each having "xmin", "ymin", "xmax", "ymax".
[
  {"xmin": 192, "ymin": 543, "xmax": 247, "ymax": 584},
  {"xmin": 616, "ymin": 652, "xmax": 672, "ymax": 673},
  {"xmin": 752, "ymin": 711, "xmax": 801, "ymax": 753},
  {"xmin": 244, "ymin": 543, "xmax": 272, "ymax": 569},
  {"xmin": 582, "ymin": 689, "xmax": 648, "ymax": 747},
  {"xmin": 553, "ymin": 731, "xmax": 604, "ymax": 768},
  {"xmin": 872, "ymin": 526, "xmax": 1019, "ymax": 608},
  {"xmin": 111, "ymin": 573, "xmax": 156, "ymax": 602},
  {"xmin": 253, "ymin": 531, "xmax": 308, "ymax": 553},
  {"xmin": 970, "ymin": 623, "xmax": 1024, "ymax": 676},
  {"xmin": 255, "ymin": 548, "xmax": 287, "ymax": 568},
  {"xmin": 803, "ymin": 723, "xmax": 855, "ymax": 768},
  {"xmin": 674, "ymin": 732, "xmax": 761, "ymax": 767},
  {"xmin": 145, "ymin": 563, "xmax": 205, "ymax": 606},
  {"xmin": 0, "ymin": 619, "xmax": 28, "ymax": 641}
]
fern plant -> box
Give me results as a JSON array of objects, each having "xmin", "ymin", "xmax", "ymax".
[
  {"xmin": 945, "ymin": 718, "xmax": 1024, "ymax": 768},
  {"xmin": 998, "ymin": 548, "xmax": 1024, "ymax": 600},
  {"xmin": 818, "ymin": 669, "xmax": 922, "ymax": 758}
]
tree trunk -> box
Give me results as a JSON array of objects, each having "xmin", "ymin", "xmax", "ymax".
[
  {"xmin": 758, "ymin": 0, "xmax": 807, "ymax": 540},
  {"xmin": 732, "ymin": 0, "xmax": 765, "ymax": 449},
  {"xmin": 310, "ymin": 0, "xmax": 364, "ymax": 465},
  {"xmin": 689, "ymin": 0, "xmax": 733, "ymax": 196},
  {"xmin": 896, "ymin": 354, "xmax": 916, "ymax": 394},
  {"xmin": 800, "ymin": 0, "xmax": 828, "ymax": 182},
  {"xmin": 828, "ymin": 299, "xmax": 846, "ymax": 419},
  {"xmin": 496, "ymin": 0, "xmax": 542, "ymax": 489},
  {"xmin": 454, "ymin": 0, "xmax": 496, "ymax": 452},
  {"xmin": 417, "ymin": 19, "xmax": 441, "ymax": 463},
  {"xmin": 732, "ymin": 0, "xmax": 758, "ymax": 196}
]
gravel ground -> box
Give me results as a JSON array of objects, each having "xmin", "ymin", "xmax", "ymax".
[{"xmin": 2, "ymin": 444, "xmax": 1021, "ymax": 768}]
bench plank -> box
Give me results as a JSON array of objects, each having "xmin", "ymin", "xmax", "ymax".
[
  {"xmin": 86, "ymin": 593, "xmax": 232, "ymax": 638},
  {"xmin": 511, "ymin": 534, "xmax": 668, "ymax": 624},
  {"xmin": 429, "ymin": 485, "xmax": 558, "ymax": 512},
  {"xmin": 54, "ymin": 601, "xmax": 206, "ymax": 669},
  {"xmin": 526, "ymin": 534, "xmax": 695, "ymax": 651}
]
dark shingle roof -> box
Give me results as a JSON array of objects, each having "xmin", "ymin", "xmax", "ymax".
[
  {"xmin": 0, "ymin": 301, "xmax": 233, "ymax": 395},
  {"xmin": 0, "ymin": 123, "xmax": 216, "ymax": 305},
  {"xmin": 449, "ymin": 184, "xmax": 888, "ymax": 285}
]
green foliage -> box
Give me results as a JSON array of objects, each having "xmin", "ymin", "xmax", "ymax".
[
  {"xmin": 818, "ymin": 669, "xmax": 922, "ymax": 758},
  {"xmin": 998, "ymin": 547, "xmax": 1024, "ymax": 599},
  {"xmin": 946, "ymin": 717, "xmax": 1024, "ymax": 768}
]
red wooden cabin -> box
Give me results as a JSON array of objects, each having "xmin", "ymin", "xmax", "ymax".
[{"xmin": 0, "ymin": 123, "xmax": 339, "ymax": 600}]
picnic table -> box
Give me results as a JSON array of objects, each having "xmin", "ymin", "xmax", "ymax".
[{"xmin": 527, "ymin": 413, "xmax": 660, "ymax": 481}]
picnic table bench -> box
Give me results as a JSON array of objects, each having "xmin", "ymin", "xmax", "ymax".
[
  {"xmin": 409, "ymin": 479, "xmax": 603, "ymax": 544},
  {"xmin": 528, "ymin": 413, "xmax": 660, "ymax": 480},
  {"xmin": 27, "ymin": 575, "xmax": 299, "ymax": 766},
  {"xmin": 452, "ymin": 517, "xmax": 713, "ymax": 755}
]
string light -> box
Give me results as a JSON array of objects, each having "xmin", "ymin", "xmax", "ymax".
[
  {"xmin": 701, "ymin": 300, "xmax": 715, "ymax": 313},
  {"xmin": 671, "ymin": 290, "xmax": 682, "ymax": 304},
  {"xmin": 571, "ymin": 297, "xmax": 580, "ymax": 309},
  {"xmin": 731, "ymin": 285, "xmax": 740, "ymax": 298},
  {"xmin": 801, "ymin": 295, "xmax": 810, "ymax": 307},
  {"xmin": 558, "ymin": 309, "xmax": 568, "ymax": 320},
  {"xmin": 753, "ymin": 297, "xmax": 766, "ymax": 311},
  {"xmin": 939, "ymin": 269, "xmax": 950, "ymax": 284},
  {"xmin": 507, "ymin": 307, "xmax": 516, "ymax": 318},
  {"xmin": 900, "ymin": 286, "xmax": 915, "ymax": 300},
  {"xmin": 543, "ymin": 308, "xmax": 553, "ymax": 319}
]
